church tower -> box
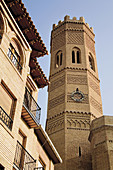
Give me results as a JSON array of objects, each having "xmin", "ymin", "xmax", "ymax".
[{"xmin": 46, "ymin": 16, "xmax": 103, "ymax": 170}]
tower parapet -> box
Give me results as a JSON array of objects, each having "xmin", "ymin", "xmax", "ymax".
[{"xmin": 52, "ymin": 15, "xmax": 94, "ymax": 35}]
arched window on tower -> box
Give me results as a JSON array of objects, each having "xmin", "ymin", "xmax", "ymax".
[
  {"xmin": 72, "ymin": 47, "xmax": 81, "ymax": 64},
  {"xmin": 79, "ymin": 146, "xmax": 81, "ymax": 157},
  {"xmin": 72, "ymin": 51, "xmax": 75, "ymax": 63},
  {"xmin": 55, "ymin": 51, "xmax": 63, "ymax": 68},
  {"xmin": 60, "ymin": 53, "xmax": 63, "ymax": 66},
  {"xmin": 77, "ymin": 51, "xmax": 80, "ymax": 63},
  {"xmin": 56, "ymin": 55, "xmax": 59, "ymax": 67},
  {"xmin": 89, "ymin": 53, "xmax": 95, "ymax": 71}
]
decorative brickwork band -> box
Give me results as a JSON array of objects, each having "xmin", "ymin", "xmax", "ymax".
[
  {"xmin": 67, "ymin": 31, "xmax": 84, "ymax": 45},
  {"xmin": 67, "ymin": 74, "xmax": 87, "ymax": 85},
  {"xmin": 50, "ymin": 67, "xmax": 100, "ymax": 83},
  {"xmin": 90, "ymin": 96, "xmax": 102, "ymax": 113},
  {"xmin": 46, "ymin": 118, "xmax": 64, "ymax": 135},
  {"xmin": 67, "ymin": 118, "xmax": 90, "ymax": 130},
  {"xmin": 49, "ymin": 94, "xmax": 65, "ymax": 110},
  {"xmin": 89, "ymin": 77, "xmax": 100, "ymax": 95},
  {"xmin": 85, "ymin": 34, "xmax": 95, "ymax": 55},
  {"xmin": 52, "ymin": 32, "xmax": 66, "ymax": 51},
  {"xmin": 50, "ymin": 75, "xmax": 65, "ymax": 91}
]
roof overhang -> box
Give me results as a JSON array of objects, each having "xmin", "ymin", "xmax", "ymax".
[
  {"xmin": 29, "ymin": 58, "xmax": 49, "ymax": 88},
  {"xmin": 4, "ymin": 0, "xmax": 48, "ymax": 57},
  {"xmin": 34, "ymin": 125, "xmax": 62, "ymax": 164}
]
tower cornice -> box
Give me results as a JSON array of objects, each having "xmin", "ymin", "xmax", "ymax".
[
  {"xmin": 49, "ymin": 67, "xmax": 100, "ymax": 82},
  {"xmin": 46, "ymin": 110, "xmax": 96, "ymax": 121}
]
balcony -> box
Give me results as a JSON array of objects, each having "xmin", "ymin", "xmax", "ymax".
[
  {"xmin": 21, "ymin": 87, "xmax": 41, "ymax": 128},
  {"xmin": 7, "ymin": 48, "xmax": 22, "ymax": 74},
  {"xmin": 0, "ymin": 106, "xmax": 13, "ymax": 130},
  {"xmin": 14, "ymin": 141, "xmax": 36, "ymax": 170}
]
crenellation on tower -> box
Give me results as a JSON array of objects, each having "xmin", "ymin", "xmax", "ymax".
[{"xmin": 52, "ymin": 15, "xmax": 94, "ymax": 35}]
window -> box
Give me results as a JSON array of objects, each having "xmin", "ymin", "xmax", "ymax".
[
  {"xmin": 14, "ymin": 130, "xmax": 27, "ymax": 169},
  {"xmin": 7, "ymin": 42, "xmax": 22, "ymax": 73},
  {"xmin": 0, "ymin": 80, "xmax": 16, "ymax": 119},
  {"xmin": 57, "ymin": 55, "xmax": 59, "ymax": 67},
  {"xmin": 24, "ymin": 86, "xmax": 32, "ymax": 111},
  {"xmin": 72, "ymin": 47, "xmax": 81, "ymax": 64},
  {"xmin": 72, "ymin": 51, "xmax": 75, "ymax": 63},
  {"xmin": 55, "ymin": 51, "xmax": 63, "ymax": 68},
  {"xmin": 77, "ymin": 51, "xmax": 80, "ymax": 63},
  {"xmin": 18, "ymin": 129, "xmax": 27, "ymax": 148},
  {"xmin": 79, "ymin": 146, "xmax": 81, "ymax": 157},
  {"xmin": 0, "ymin": 81, "xmax": 16, "ymax": 130},
  {"xmin": 60, "ymin": 53, "xmax": 63, "ymax": 65},
  {"xmin": 89, "ymin": 53, "xmax": 95, "ymax": 71}
]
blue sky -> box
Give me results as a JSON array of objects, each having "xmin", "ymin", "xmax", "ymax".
[{"xmin": 23, "ymin": 0, "xmax": 113, "ymax": 128}]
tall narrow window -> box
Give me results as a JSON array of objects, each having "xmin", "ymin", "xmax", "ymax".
[
  {"xmin": 57, "ymin": 55, "xmax": 59, "ymax": 67},
  {"xmin": 72, "ymin": 51, "xmax": 75, "ymax": 63},
  {"xmin": 77, "ymin": 51, "xmax": 80, "ymax": 63},
  {"xmin": 14, "ymin": 130, "xmax": 27, "ymax": 170},
  {"xmin": 55, "ymin": 50, "xmax": 63, "ymax": 68},
  {"xmin": 79, "ymin": 146, "xmax": 81, "ymax": 157},
  {"xmin": 60, "ymin": 53, "xmax": 62, "ymax": 65},
  {"xmin": 89, "ymin": 54, "xmax": 95, "ymax": 71}
]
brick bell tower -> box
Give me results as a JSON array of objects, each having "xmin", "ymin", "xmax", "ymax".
[{"xmin": 46, "ymin": 16, "xmax": 103, "ymax": 170}]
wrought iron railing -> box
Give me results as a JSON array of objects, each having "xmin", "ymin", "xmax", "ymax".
[
  {"xmin": 0, "ymin": 106, "xmax": 13, "ymax": 130},
  {"xmin": 7, "ymin": 48, "xmax": 22, "ymax": 73},
  {"xmin": 23, "ymin": 87, "xmax": 41, "ymax": 125},
  {"xmin": 14, "ymin": 141, "xmax": 36, "ymax": 170}
]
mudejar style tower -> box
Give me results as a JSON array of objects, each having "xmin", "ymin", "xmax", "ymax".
[{"xmin": 46, "ymin": 16, "xmax": 103, "ymax": 170}]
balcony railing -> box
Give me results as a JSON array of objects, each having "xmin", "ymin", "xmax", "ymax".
[
  {"xmin": 7, "ymin": 48, "xmax": 22, "ymax": 74},
  {"xmin": 22, "ymin": 87, "xmax": 41, "ymax": 126},
  {"xmin": 14, "ymin": 141, "xmax": 36, "ymax": 170},
  {"xmin": 0, "ymin": 106, "xmax": 13, "ymax": 130}
]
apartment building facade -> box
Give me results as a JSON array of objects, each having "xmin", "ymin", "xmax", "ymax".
[{"xmin": 0, "ymin": 0, "xmax": 62, "ymax": 169}]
